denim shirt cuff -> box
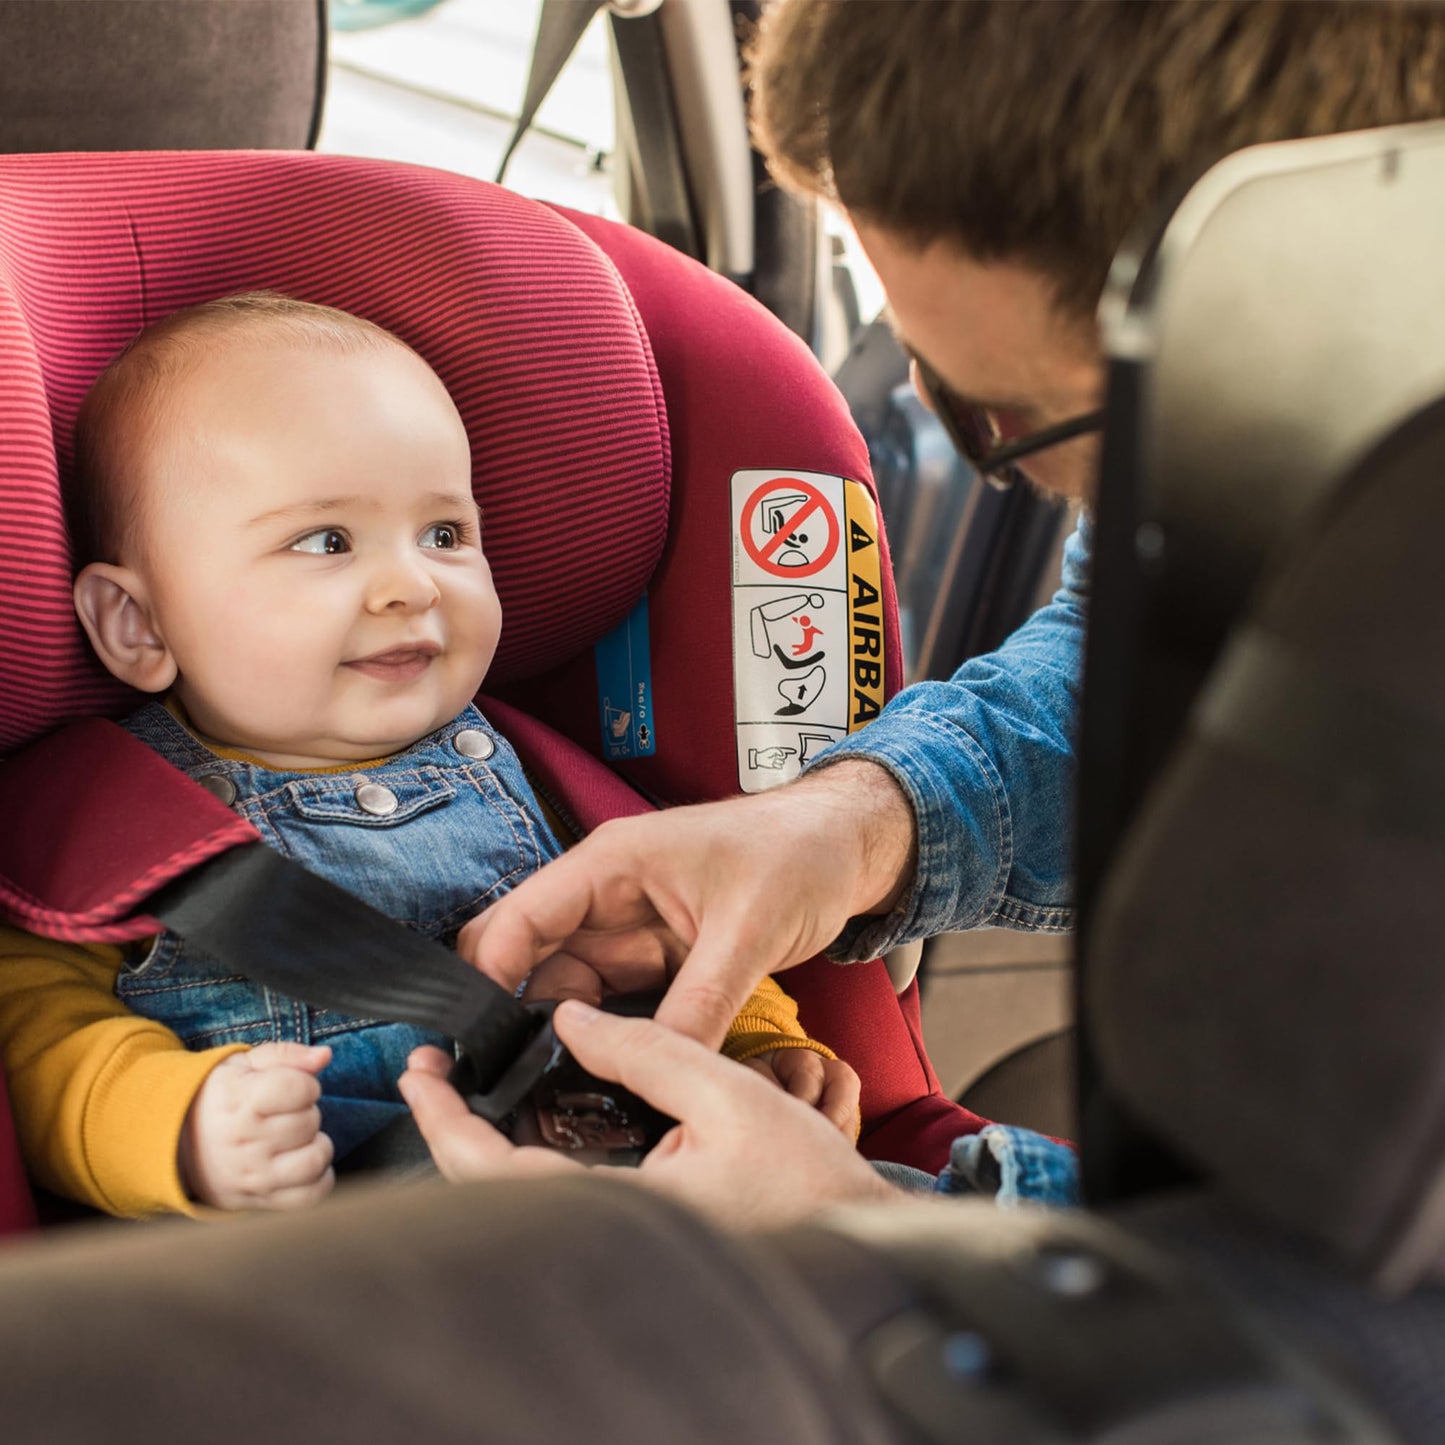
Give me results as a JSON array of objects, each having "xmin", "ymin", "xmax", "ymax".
[
  {"xmin": 935, "ymin": 1124, "xmax": 1080, "ymax": 1207},
  {"xmin": 802, "ymin": 715, "xmax": 1009, "ymax": 963}
]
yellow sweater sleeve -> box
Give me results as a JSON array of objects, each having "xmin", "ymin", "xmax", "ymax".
[
  {"xmin": 0, "ymin": 925, "xmax": 245, "ymax": 1218},
  {"xmin": 721, "ymin": 975, "xmax": 837, "ymax": 1064}
]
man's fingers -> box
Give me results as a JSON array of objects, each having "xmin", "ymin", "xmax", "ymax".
[
  {"xmin": 400, "ymin": 1061, "xmax": 580, "ymax": 1184},
  {"xmin": 462, "ymin": 847, "xmax": 620, "ymax": 991},
  {"xmin": 652, "ymin": 929, "xmax": 765, "ymax": 1049},
  {"xmin": 554, "ymin": 1000, "xmax": 771, "ymax": 1125},
  {"xmin": 405, "ymin": 1045, "xmax": 454, "ymax": 1080},
  {"xmin": 465, "ymin": 822, "xmax": 686, "ymax": 993},
  {"xmin": 563, "ymin": 924, "xmax": 686, "ymax": 976},
  {"xmin": 398, "ymin": 1061, "xmax": 499, "ymax": 1180}
]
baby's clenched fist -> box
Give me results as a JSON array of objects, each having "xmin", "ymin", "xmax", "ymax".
[
  {"xmin": 179, "ymin": 1042, "xmax": 335, "ymax": 1211},
  {"xmin": 745, "ymin": 1048, "xmax": 862, "ymax": 1137}
]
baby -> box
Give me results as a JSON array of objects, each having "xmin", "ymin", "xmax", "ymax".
[{"xmin": 0, "ymin": 293, "xmax": 857, "ymax": 1216}]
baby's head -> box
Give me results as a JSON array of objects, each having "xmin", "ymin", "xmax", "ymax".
[{"xmin": 68, "ymin": 292, "xmax": 501, "ymax": 769}]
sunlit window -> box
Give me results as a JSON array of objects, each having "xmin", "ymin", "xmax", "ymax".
[{"xmin": 318, "ymin": 0, "xmax": 617, "ymax": 217}]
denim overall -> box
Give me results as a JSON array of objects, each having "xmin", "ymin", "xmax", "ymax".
[{"xmin": 116, "ymin": 701, "xmax": 562, "ymax": 1158}]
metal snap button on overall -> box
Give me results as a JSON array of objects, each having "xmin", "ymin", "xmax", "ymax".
[
  {"xmin": 355, "ymin": 782, "xmax": 399, "ymax": 816},
  {"xmin": 198, "ymin": 774, "xmax": 238, "ymax": 807},
  {"xmin": 453, "ymin": 729, "xmax": 495, "ymax": 761}
]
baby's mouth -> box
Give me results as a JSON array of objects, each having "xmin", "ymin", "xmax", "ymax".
[{"xmin": 344, "ymin": 642, "xmax": 441, "ymax": 682}]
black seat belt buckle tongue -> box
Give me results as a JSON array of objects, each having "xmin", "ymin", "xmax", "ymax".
[{"xmin": 451, "ymin": 991, "xmax": 676, "ymax": 1167}]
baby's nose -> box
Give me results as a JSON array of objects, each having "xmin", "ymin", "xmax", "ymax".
[{"xmin": 366, "ymin": 551, "xmax": 440, "ymax": 612}]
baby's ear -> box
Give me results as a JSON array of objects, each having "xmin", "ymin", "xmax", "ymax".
[{"xmin": 73, "ymin": 563, "xmax": 177, "ymax": 693}]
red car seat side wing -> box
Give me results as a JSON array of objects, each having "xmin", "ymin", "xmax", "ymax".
[
  {"xmin": 510, "ymin": 204, "xmax": 904, "ymax": 808},
  {"xmin": 483, "ymin": 696, "xmax": 653, "ymax": 834},
  {"xmin": 0, "ymin": 1066, "xmax": 35, "ymax": 1234},
  {"xmin": 0, "ymin": 719, "xmax": 256, "ymax": 942}
]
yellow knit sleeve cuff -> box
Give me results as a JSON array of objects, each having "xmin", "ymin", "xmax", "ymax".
[
  {"xmin": 723, "ymin": 1031, "xmax": 837, "ymax": 1065},
  {"xmin": 83, "ymin": 1039, "xmax": 249, "ymax": 1218},
  {"xmin": 721, "ymin": 975, "xmax": 837, "ymax": 1063}
]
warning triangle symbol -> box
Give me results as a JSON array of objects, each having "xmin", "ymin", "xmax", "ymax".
[{"xmin": 849, "ymin": 518, "xmax": 874, "ymax": 553}]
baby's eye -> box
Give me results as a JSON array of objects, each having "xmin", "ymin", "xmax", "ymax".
[
  {"xmin": 419, "ymin": 522, "xmax": 464, "ymax": 550},
  {"xmin": 291, "ymin": 528, "xmax": 350, "ymax": 555}
]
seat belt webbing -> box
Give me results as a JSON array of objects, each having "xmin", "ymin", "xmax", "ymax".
[
  {"xmin": 495, "ymin": 0, "xmax": 605, "ymax": 184},
  {"xmin": 148, "ymin": 842, "xmax": 543, "ymax": 1103}
]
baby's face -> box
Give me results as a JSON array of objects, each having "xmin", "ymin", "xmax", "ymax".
[{"xmin": 129, "ymin": 337, "xmax": 500, "ymax": 768}]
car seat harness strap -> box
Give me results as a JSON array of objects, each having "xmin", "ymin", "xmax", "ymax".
[{"xmin": 147, "ymin": 842, "xmax": 541, "ymax": 1100}]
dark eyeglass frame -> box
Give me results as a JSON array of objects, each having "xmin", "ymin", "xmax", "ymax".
[{"xmin": 912, "ymin": 354, "xmax": 1106, "ymax": 492}]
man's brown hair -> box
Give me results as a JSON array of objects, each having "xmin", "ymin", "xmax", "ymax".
[
  {"xmin": 751, "ymin": 0, "xmax": 1445, "ymax": 315},
  {"xmin": 68, "ymin": 291, "xmax": 407, "ymax": 570}
]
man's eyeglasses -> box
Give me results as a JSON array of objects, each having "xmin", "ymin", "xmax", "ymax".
[{"xmin": 911, "ymin": 354, "xmax": 1105, "ymax": 492}]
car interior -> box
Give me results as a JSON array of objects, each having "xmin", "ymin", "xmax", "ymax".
[{"xmin": 1, "ymin": 2, "xmax": 1444, "ymax": 1440}]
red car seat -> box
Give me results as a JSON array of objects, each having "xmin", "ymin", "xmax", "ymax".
[{"xmin": 0, "ymin": 150, "xmax": 988, "ymax": 1231}]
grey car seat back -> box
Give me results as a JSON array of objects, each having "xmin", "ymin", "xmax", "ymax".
[
  {"xmin": 1092, "ymin": 394, "xmax": 1445, "ymax": 1291},
  {"xmin": 1078, "ymin": 120, "xmax": 1445, "ymax": 1291},
  {"xmin": 0, "ymin": 0, "xmax": 326, "ymax": 152},
  {"xmin": 1079, "ymin": 121, "xmax": 1445, "ymax": 900}
]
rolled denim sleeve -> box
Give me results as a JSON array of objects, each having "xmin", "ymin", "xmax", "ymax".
[
  {"xmin": 805, "ymin": 514, "xmax": 1089, "ymax": 961},
  {"xmin": 936, "ymin": 1125, "xmax": 1080, "ymax": 1206}
]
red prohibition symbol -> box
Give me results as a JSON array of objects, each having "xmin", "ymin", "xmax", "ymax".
[{"xmin": 740, "ymin": 477, "xmax": 840, "ymax": 579}]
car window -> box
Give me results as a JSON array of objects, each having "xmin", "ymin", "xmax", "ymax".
[{"xmin": 319, "ymin": 0, "xmax": 617, "ymax": 218}]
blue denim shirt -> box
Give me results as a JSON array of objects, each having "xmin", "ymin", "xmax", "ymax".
[
  {"xmin": 809, "ymin": 514, "xmax": 1089, "ymax": 961},
  {"xmin": 116, "ymin": 701, "xmax": 561, "ymax": 1159}
]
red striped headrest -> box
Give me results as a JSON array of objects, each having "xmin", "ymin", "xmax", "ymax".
[{"xmin": 0, "ymin": 151, "xmax": 670, "ymax": 752}]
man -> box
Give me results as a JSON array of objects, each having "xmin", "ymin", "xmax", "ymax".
[{"xmin": 401, "ymin": 0, "xmax": 1445, "ymax": 1222}]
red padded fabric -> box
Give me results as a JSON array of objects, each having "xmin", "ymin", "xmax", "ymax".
[
  {"xmin": 484, "ymin": 696, "xmax": 651, "ymax": 835},
  {"xmin": 0, "ymin": 719, "xmax": 254, "ymax": 942},
  {"xmin": 0, "ymin": 1067, "xmax": 35, "ymax": 1236},
  {"xmin": 0, "ymin": 151, "xmax": 670, "ymax": 751}
]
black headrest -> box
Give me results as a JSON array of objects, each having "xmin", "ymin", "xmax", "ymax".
[{"xmin": 0, "ymin": 0, "xmax": 325, "ymax": 152}]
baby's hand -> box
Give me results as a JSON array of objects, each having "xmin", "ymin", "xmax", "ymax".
[
  {"xmin": 745, "ymin": 1049, "xmax": 862, "ymax": 1137},
  {"xmin": 179, "ymin": 1043, "xmax": 335, "ymax": 1211}
]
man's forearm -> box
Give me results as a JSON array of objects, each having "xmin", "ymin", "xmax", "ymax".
[{"xmin": 788, "ymin": 757, "xmax": 918, "ymax": 920}]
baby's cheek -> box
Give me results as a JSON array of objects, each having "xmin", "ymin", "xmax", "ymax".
[{"xmin": 454, "ymin": 590, "xmax": 503, "ymax": 673}]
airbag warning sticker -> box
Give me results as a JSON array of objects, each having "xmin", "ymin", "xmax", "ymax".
[{"xmin": 731, "ymin": 470, "xmax": 884, "ymax": 793}]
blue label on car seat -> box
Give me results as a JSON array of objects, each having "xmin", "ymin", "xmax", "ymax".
[{"xmin": 594, "ymin": 594, "xmax": 656, "ymax": 760}]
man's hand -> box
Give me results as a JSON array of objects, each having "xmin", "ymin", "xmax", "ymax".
[
  {"xmin": 744, "ymin": 1049, "xmax": 861, "ymax": 1137},
  {"xmin": 456, "ymin": 760, "xmax": 917, "ymax": 1048},
  {"xmin": 178, "ymin": 1043, "xmax": 335, "ymax": 1211},
  {"xmin": 398, "ymin": 1003, "xmax": 895, "ymax": 1231}
]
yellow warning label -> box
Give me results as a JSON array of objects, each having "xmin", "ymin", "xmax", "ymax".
[{"xmin": 843, "ymin": 480, "xmax": 885, "ymax": 731}]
